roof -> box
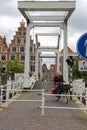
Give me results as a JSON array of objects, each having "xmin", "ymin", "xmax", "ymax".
[
  {"xmin": 60, "ymin": 46, "xmax": 73, "ymax": 53},
  {"xmin": 0, "ymin": 35, "xmax": 8, "ymax": 48}
]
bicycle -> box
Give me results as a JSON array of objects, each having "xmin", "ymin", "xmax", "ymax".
[{"xmin": 56, "ymin": 83, "xmax": 70, "ymax": 104}]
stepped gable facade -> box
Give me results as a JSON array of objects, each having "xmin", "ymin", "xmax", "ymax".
[{"xmin": 0, "ymin": 20, "xmax": 36, "ymax": 76}]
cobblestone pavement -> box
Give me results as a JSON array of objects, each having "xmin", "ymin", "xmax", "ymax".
[{"xmin": 0, "ymin": 91, "xmax": 87, "ymax": 130}]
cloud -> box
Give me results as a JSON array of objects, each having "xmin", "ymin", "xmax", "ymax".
[
  {"xmin": 68, "ymin": 0, "xmax": 87, "ymax": 52},
  {"xmin": 0, "ymin": 0, "xmax": 24, "ymax": 43},
  {"xmin": 42, "ymin": 58, "xmax": 55, "ymax": 69},
  {"xmin": 0, "ymin": 16, "xmax": 24, "ymax": 44},
  {"xmin": 0, "ymin": 0, "xmax": 20, "ymax": 18},
  {"xmin": 68, "ymin": 0, "xmax": 87, "ymax": 34},
  {"xmin": 68, "ymin": 33, "xmax": 81, "ymax": 52},
  {"xmin": 0, "ymin": 0, "xmax": 87, "ymax": 53}
]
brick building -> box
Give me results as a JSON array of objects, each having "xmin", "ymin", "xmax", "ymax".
[
  {"xmin": 0, "ymin": 36, "xmax": 9, "ymax": 64},
  {"xmin": 0, "ymin": 20, "xmax": 37, "ymax": 76},
  {"xmin": 49, "ymin": 47, "xmax": 75, "ymax": 81},
  {"xmin": 49, "ymin": 64, "xmax": 56, "ymax": 81}
]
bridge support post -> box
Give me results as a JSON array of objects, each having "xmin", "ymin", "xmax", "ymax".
[
  {"xmin": 63, "ymin": 21, "xmax": 68, "ymax": 83},
  {"xmin": 40, "ymin": 60, "xmax": 42, "ymax": 81},
  {"xmin": 56, "ymin": 51, "xmax": 60, "ymax": 72},
  {"xmin": 23, "ymin": 23, "xmax": 33, "ymax": 88},
  {"xmin": 35, "ymin": 51, "xmax": 38, "ymax": 80}
]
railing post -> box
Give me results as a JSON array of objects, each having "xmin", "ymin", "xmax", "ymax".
[
  {"xmin": 1, "ymin": 85, "xmax": 3, "ymax": 107},
  {"xmin": 7, "ymin": 78, "xmax": 12, "ymax": 98},
  {"xmin": 12, "ymin": 83, "xmax": 15, "ymax": 97},
  {"xmin": 41, "ymin": 89, "xmax": 45, "ymax": 116},
  {"xmin": 70, "ymin": 82, "xmax": 73, "ymax": 100},
  {"xmin": 6, "ymin": 81, "xmax": 11, "ymax": 102},
  {"xmin": 86, "ymin": 88, "xmax": 87, "ymax": 108},
  {"xmin": 20, "ymin": 76, "xmax": 23, "ymax": 89},
  {"xmin": 6, "ymin": 84, "xmax": 9, "ymax": 103},
  {"xmin": 80, "ymin": 94, "xmax": 82, "ymax": 103}
]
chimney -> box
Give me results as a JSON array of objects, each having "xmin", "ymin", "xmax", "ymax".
[
  {"xmin": 20, "ymin": 19, "xmax": 25, "ymax": 27},
  {"xmin": 4, "ymin": 35, "xmax": 6, "ymax": 43}
]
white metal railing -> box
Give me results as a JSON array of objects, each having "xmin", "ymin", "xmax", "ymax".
[
  {"xmin": 28, "ymin": 73, "xmax": 37, "ymax": 89},
  {"xmin": 39, "ymin": 88, "xmax": 87, "ymax": 116},
  {"xmin": 0, "ymin": 73, "xmax": 37, "ymax": 107},
  {"xmin": 0, "ymin": 88, "xmax": 87, "ymax": 117},
  {"xmin": 72, "ymin": 79, "xmax": 85, "ymax": 95},
  {"xmin": 72, "ymin": 79, "xmax": 87, "ymax": 105},
  {"xmin": 0, "ymin": 75, "xmax": 23, "ymax": 107},
  {"xmin": 23, "ymin": 0, "xmax": 75, "ymax": 1}
]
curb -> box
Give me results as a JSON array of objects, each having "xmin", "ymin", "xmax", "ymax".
[{"xmin": 73, "ymin": 97, "xmax": 87, "ymax": 115}]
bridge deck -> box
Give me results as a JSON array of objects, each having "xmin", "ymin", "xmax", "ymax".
[{"xmin": 0, "ymin": 90, "xmax": 87, "ymax": 130}]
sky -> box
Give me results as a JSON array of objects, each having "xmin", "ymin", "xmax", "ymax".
[{"xmin": 0, "ymin": 0, "xmax": 87, "ymax": 67}]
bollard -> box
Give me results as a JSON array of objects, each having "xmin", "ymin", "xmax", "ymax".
[{"xmin": 41, "ymin": 89, "xmax": 45, "ymax": 116}]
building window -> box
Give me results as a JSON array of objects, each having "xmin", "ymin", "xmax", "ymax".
[
  {"xmin": 30, "ymin": 47, "xmax": 32, "ymax": 52},
  {"xmin": 20, "ymin": 47, "xmax": 24, "ymax": 52},
  {"xmin": 21, "ymin": 55, "xmax": 25, "ymax": 61},
  {"xmin": 19, "ymin": 32, "xmax": 21, "ymax": 35},
  {"xmin": 11, "ymin": 55, "xmax": 15, "ymax": 60},
  {"xmin": 17, "ymin": 38, "xmax": 21, "ymax": 43},
  {"xmin": 24, "ymin": 39, "xmax": 26, "ymax": 43},
  {"xmin": 12, "ymin": 47, "xmax": 16, "ymax": 52},
  {"xmin": 1, "ymin": 55, "xmax": 6, "ymax": 61},
  {"xmin": 30, "ymin": 55, "xmax": 35, "ymax": 61},
  {"xmin": 23, "ymin": 32, "xmax": 26, "ymax": 35},
  {"xmin": 30, "ymin": 64, "xmax": 35, "ymax": 72}
]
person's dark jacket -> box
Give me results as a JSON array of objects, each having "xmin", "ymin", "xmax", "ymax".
[
  {"xmin": 54, "ymin": 74, "xmax": 63, "ymax": 83},
  {"xmin": 54, "ymin": 74, "xmax": 64, "ymax": 93}
]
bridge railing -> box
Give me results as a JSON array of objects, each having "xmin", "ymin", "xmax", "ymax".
[
  {"xmin": 0, "ymin": 87, "xmax": 87, "ymax": 116},
  {"xmin": 0, "ymin": 74, "xmax": 23, "ymax": 107},
  {"xmin": 0, "ymin": 73, "xmax": 37, "ymax": 107},
  {"xmin": 28, "ymin": 73, "xmax": 37, "ymax": 89},
  {"xmin": 72, "ymin": 79, "xmax": 87, "ymax": 105},
  {"xmin": 0, "ymin": 88, "xmax": 87, "ymax": 116}
]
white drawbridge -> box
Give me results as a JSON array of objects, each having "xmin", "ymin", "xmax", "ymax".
[{"xmin": 18, "ymin": 0, "xmax": 76, "ymax": 88}]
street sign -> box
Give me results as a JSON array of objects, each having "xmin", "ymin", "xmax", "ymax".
[
  {"xmin": 77, "ymin": 33, "xmax": 87, "ymax": 60},
  {"xmin": 79, "ymin": 60, "xmax": 87, "ymax": 71}
]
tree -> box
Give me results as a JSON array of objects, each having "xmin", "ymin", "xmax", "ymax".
[
  {"xmin": 6, "ymin": 59, "xmax": 24, "ymax": 79},
  {"xmin": 72, "ymin": 57, "xmax": 81, "ymax": 79},
  {"xmin": 69, "ymin": 57, "xmax": 87, "ymax": 81}
]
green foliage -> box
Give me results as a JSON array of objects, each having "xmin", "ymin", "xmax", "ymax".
[
  {"xmin": 6, "ymin": 59, "xmax": 24, "ymax": 79},
  {"xmin": 69, "ymin": 57, "xmax": 87, "ymax": 81},
  {"xmin": 80, "ymin": 71, "xmax": 87, "ymax": 82},
  {"xmin": 72, "ymin": 57, "xmax": 81, "ymax": 79}
]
